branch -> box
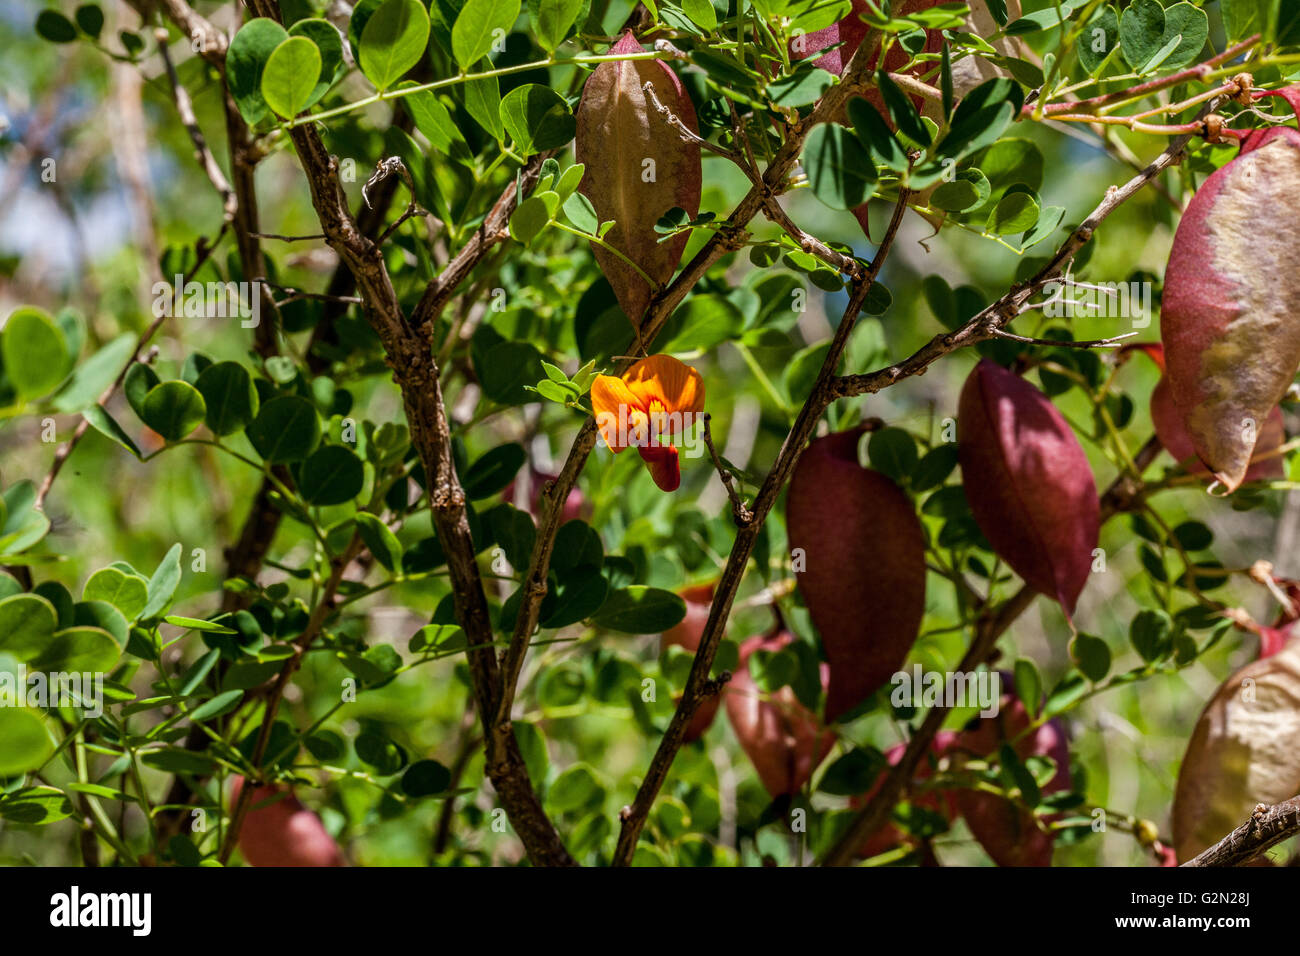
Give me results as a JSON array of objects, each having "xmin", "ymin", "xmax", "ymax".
[
  {"xmin": 155, "ymin": 30, "xmax": 235, "ymax": 223},
  {"xmin": 609, "ymin": 190, "xmax": 912, "ymax": 867},
  {"xmin": 828, "ymin": 100, "xmax": 1220, "ymax": 402},
  {"xmin": 1183, "ymin": 797, "xmax": 1300, "ymax": 867},
  {"xmin": 703, "ymin": 413, "xmax": 752, "ymax": 526}
]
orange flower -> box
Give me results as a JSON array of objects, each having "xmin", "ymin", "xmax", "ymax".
[{"xmin": 590, "ymin": 354, "xmax": 705, "ymax": 492}]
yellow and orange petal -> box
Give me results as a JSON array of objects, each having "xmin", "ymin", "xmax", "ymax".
[
  {"xmin": 591, "ymin": 373, "xmax": 644, "ymax": 451},
  {"xmin": 622, "ymin": 354, "xmax": 705, "ymax": 419}
]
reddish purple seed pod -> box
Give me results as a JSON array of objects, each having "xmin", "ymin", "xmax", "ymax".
[
  {"xmin": 574, "ymin": 31, "xmax": 702, "ymax": 323},
  {"xmin": 1161, "ymin": 123, "xmax": 1300, "ymax": 491},
  {"xmin": 785, "ymin": 427, "xmax": 926, "ymax": 723},
  {"xmin": 958, "ymin": 359, "xmax": 1099, "ymax": 619},
  {"xmin": 724, "ymin": 630, "xmax": 834, "ymax": 798}
]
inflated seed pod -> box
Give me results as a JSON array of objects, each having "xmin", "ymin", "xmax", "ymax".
[
  {"xmin": 1172, "ymin": 634, "xmax": 1300, "ymax": 862},
  {"xmin": 785, "ymin": 427, "xmax": 927, "ymax": 723},
  {"xmin": 958, "ymin": 359, "xmax": 1099, "ymax": 619},
  {"xmin": 724, "ymin": 629, "xmax": 834, "ymax": 798},
  {"xmin": 232, "ymin": 778, "xmax": 344, "ymax": 867},
  {"xmin": 1160, "ymin": 124, "xmax": 1300, "ymax": 491},
  {"xmin": 574, "ymin": 31, "xmax": 701, "ymax": 324}
]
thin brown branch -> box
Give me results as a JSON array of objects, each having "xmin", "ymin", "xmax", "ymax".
[
  {"xmin": 703, "ymin": 413, "xmax": 753, "ymax": 526},
  {"xmin": 1183, "ymin": 796, "xmax": 1300, "ymax": 867},
  {"xmin": 156, "ymin": 30, "xmax": 235, "ymax": 222},
  {"xmin": 991, "ymin": 328, "xmax": 1138, "ymax": 349},
  {"xmin": 610, "ymin": 189, "xmax": 912, "ymax": 867},
  {"xmin": 828, "ymin": 101, "xmax": 1221, "ymax": 402}
]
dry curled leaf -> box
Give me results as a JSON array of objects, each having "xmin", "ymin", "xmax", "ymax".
[
  {"xmin": 958, "ymin": 359, "xmax": 1099, "ymax": 619},
  {"xmin": 785, "ymin": 427, "xmax": 926, "ymax": 723},
  {"xmin": 1160, "ymin": 123, "xmax": 1300, "ymax": 491},
  {"xmin": 724, "ymin": 629, "xmax": 834, "ymax": 798},
  {"xmin": 1172, "ymin": 635, "xmax": 1300, "ymax": 862},
  {"xmin": 574, "ymin": 31, "xmax": 702, "ymax": 323}
]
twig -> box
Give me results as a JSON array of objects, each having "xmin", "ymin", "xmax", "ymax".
[
  {"xmin": 991, "ymin": 328, "xmax": 1138, "ymax": 349},
  {"xmin": 1183, "ymin": 797, "xmax": 1300, "ymax": 867},
  {"xmin": 643, "ymin": 81, "xmax": 745, "ymax": 164},
  {"xmin": 702, "ymin": 413, "xmax": 752, "ymax": 526},
  {"xmin": 250, "ymin": 231, "xmax": 328, "ymax": 242},
  {"xmin": 156, "ymin": 30, "xmax": 235, "ymax": 222}
]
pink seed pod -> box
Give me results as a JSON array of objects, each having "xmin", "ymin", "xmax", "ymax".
[
  {"xmin": 1172, "ymin": 633, "xmax": 1300, "ymax": 862},
  {"xmin": 785, "ymin": 427, "xmax": 927, "ymax": 723},
  {"xmin": 724, "ymin": 630, "xmax": 834, "ymax": 798},
  {"xmin": 1160, "ymin": 122, "xmax": 1300, "ymax": 491},
  {"xmin": 958, "ymin": 358, "xmax": 1099, "ymax": 619},
  {"xmin": 853, "ymin": 730, "xmax": 959, "ymax": 861},
  {"xmin": 953, "ymin": 693, "xmax": 1070, "ymax": 867},
  {"xmin": 1150, "ymin": 376, "xmax": 1285, "ymax": 483},
  {"xmin": 232, "ymin": 778, "xmax": 345, "ymax": 867},
  {"xmin": 660, "ymin": 582, "xmax": 721, "ymax": 743},
  {"xmin": 574, "ymin": 31, "xmax": 702, "ymax": 323}
]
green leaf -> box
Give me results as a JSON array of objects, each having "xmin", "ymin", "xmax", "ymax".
[
  {"xmin": 819, "ymin": 747, "xmax": 885, "ymax": 796},
  {"xmin": 226, "ymin": 18, "xmax": 290, "ymax": 125},
  {"xmin": 187, "ymin": 690, "xmax": 244, "ymax": 723},
  {"xmin": 510, "ymin": 194, "xmax": 552, "ymax": 244},
  {"xmin": 1013, "ymin": 658, "xmax": 1042, "ymax": 717},
  {"xmin": 876, "ymin": 70, "xmax": 929, "ymax": 146},
  {"xmin": 73, "ymin": 602, "xmax": 128, "ymax": 646},
  {"xmin": 164, "ymin": 615, "xmax": 237, "ymax": 633},
  {"xmin": 0, "ymin": 594, "xmax": 58, "ymax": 661},
  {"xmin": 83, "ymin": 567, "xmax": 149, "ymax": 620},
  {"xmin": 35, "ymin": 10, "xmax": 77, "ymax": 43},
  {"xmin": 802, "ymin": 124, "xmax": 876, "ymax": 210},
  {"xmin": 74, "ymin": 5, "xmax": 104, "ymax": 38},
  {"xmin": 359, "ymin": 0, "xmax": 430, "ymax": 90},
  {"xmin": 287, "ymin": 18, "xmax": 345, "ymax": 108},
  {"xmin": 1153, "ymin": 3, "xmax": 1209, "ymax": 71},
  {"xmin": 986, "ymin": 191, "xmax": 1039, "ymax": 236},
  {"xmin": 867, "ymin": 427, "xmax": 917, "ymax": 483},
  {"xmin": 0, "ymin": 710, "xmax": 53, "ymax": 776},
  {"xmin": 194, "ymin": 361, "xmax": 259, "ymax": 436},
  {"xmin": 52, "ymin": 333, "xmax": 135, "ymax": 413},
  {"xmin": 142, "ymin": 543, "xmax": 183, "ymax": 620},
  {"xmin": 141, "ymin": 381, "xmax": 206, "ymax": 442},
  {"xmin": 463, "ymin": 67, "xmax": 503, "ymax": 139},
  {"xmin": 451, "ymin": 0, "xmax": 519, "ymax": 68},
  {"xmin": 2, "ymin": 307, "xmax": 72, "ymax": 399},
  {"xmin": 463, "ymin": 443, "xmax": 526, "ymax": 499},
  {"xmin": 500, "ymin": 83, "xmax": 575, "ymax": 154},
  {"xmin": 1070, "ymin": 633, "xmax": 1111, "ymax": 682},
  {"xmin": 527, "ymin": 0, "xmax": 586, "ymax": 52},
  {"xmin": 848, "ymin": 98, "xmax": 908, "ymax": 172},
  {"xmin": 478, "ymin": 341, "xmax": 545, "ymax": 405},
  {"xmin": 298, "ymin": 444, "xmax": 365, "ymax": 506},
  {"xmin": 355, "ymin": 513, "xmax": 404, "ymax": 573},
  {"xmin": 401, "ymin": 759, "xmax": 452, "ymax": 796},
  {"xmin": 591, "ymin": 586, "xmax": 686, "ymax": 634},
  {"xmin": 1078, "ymin": 5, "xmax": 1119, "ymax": 75},
  {"xmin": 123, "ymin": 362, "xmax": 159, "ymax": 421},
  {"xmin": 82, "ymin": 405, "xmax": 142, "ymax": 458},
  {"xmin": 1130, "ymin": 609, "xmax": 1173, "ymax": 662},
  {"xmin": 1119, "ymin": 0, "xmax": 1165, "ymax": 71},
  {"xmin": 399, "ymin": 84, "xmax": 465, "ymax": 151},
  {"xmin": 1005, "ymin": 2, "xmax": 1073, "ymax": 35},
  {"xmin": 247, "ymin": 395, "xmax": 321, "ymax": 463},
  {"xmin": 261, "ymin": 36, "xmax": 322, "ymax": 118},
  {"xmin": 31, "ymin": 626, "xmax": 122, "ymax": 673},
  {"xmin": 356, "ymin": 731, "xmax": 408, "ymax": 774},
  {"xmin": 0, "ymin": 786, "xmax": 74, "ymax": 824},
  {"xmin": 681, "ymin": 0, "xmax": 717, "ymax": 31}
]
